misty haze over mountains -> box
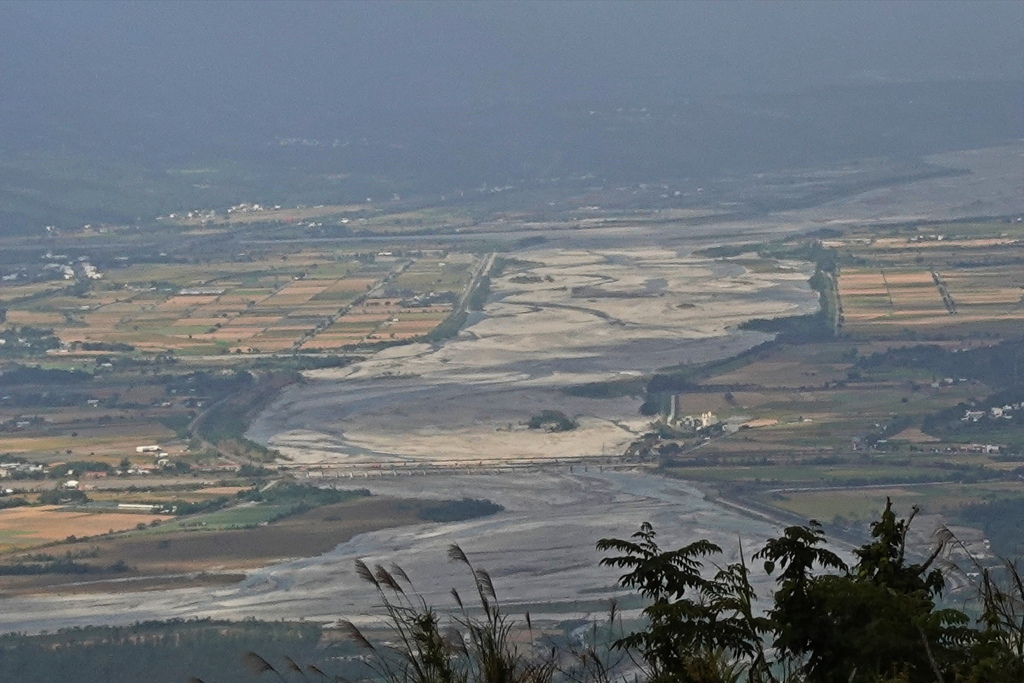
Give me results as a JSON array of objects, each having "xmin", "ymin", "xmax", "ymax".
[{"xmin": 0, "ymin": 1, "xmax": 1021, "ymax": 230}]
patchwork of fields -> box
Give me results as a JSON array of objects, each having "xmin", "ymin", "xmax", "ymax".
[
  {"xmin": 839, "ymin": 265, "xmax": 1024, "ymax": 334},
  {"xmin": 653, "ymin": 221, "xmax": 1024, "ymax": 537},
  {"xmin": 833, "ymin": 229, "xmax": 1024, "ymax": 336},
  {"xmin": 0, "ymin": 505, "xmax": 173, "ymax": 552},
  {"xmin": 0, "ymin": 212, "xmax": 1021, "ymax": 605},
  {"xmin": 1, "ymin": 250, "xmax": 475, "ymax": 354}
]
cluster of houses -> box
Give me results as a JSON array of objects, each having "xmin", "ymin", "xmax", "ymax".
[
  {"xmin": 182, "ymin": 209, "xmax": 219, "ymax": 221},
  {"xmin": 854, "ymin": 439, "xmax": 1006, "ymax": 455},
  {"xmin": 0, "ymin": 461, "xmax": 45, "ymax": 478},
  {"xmin": 157, "ymin": 202, "xmax": 287, "ymax": 223},
  {"xmin": 0, "ymin": 415, "xmax": 45, "ymax": 432},
  {"xmin": 962, "ymin": 402, "xmax": 1022, "ymax": 423},
  {"xmin": 80, "ymin": 263, "xmax": 102, "ymax": 280},
  {"xmin": 159, "ymin": 209, "xmax": 219, "ymax": 221},
  {"xmin": 931, "ymin": 377, "xmax": 968, "ymax": 388},
  {"xmin": 0, "ymin": 328, "xmax": 61, "ymax": 355},
  {"xmin": 399, "ymin": 291, "xmax": 457, "ymax": 308},
  {"xmin": 0, "ymin": 438, "xmax": 248, "ymax": 496},
  {"xmin": 226, "ymin": 202, "xmax": 280, "ymax": 215},
  {"xmin": 937, "ymin": 443, "xmax": 1003, "ymax": 455},
  {"xmin": 1, "ymin": 255, "xmax": 104, "ymax": 284},
  {"xmin": 134, "ymin": 444, "xmax": 173, "ymax": 468},
  {"xmin": 40, "ymin": 253, "xmax": 103, "ymax": 281}
]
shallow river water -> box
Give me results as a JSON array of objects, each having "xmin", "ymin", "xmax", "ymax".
[{"xmin": 0, "ymin": 470, "xmax": 783, "ymax": 634}]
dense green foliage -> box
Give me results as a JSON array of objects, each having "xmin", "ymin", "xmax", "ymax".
[
  {"xmin": 598, "ymin": 502, "xmax": 1024, "ymax": 682},
  {"xmin": 70, "ymin": 341, "xmax": 136, "ymax": 352},
  {"xmin": 858, "ymin": 339, "xmax": 1024, "ymax": 390},
  {"xmin": 158, "ymin": 412, "xmax": 194, "ymax": 439},
  {"xmin": 427, "ymin": 256, "xmax": 506, "ymax": 342},
  {"xmin": 701, "ymin": 239, "xmax": 842, "ymax": 343},
  {"xmin": 237, "ymin": 481, "xmax": 370, "ymax": 507},
  {"xmin": 0, "ymin": 326, "xmax": 61, "ymax": 357},
  {"xmin": 922, "ymin": 386, "xmax": 1024, "ymax": 447},
  {"xmin": 164, "ymin": 369, "xmax": 256, "ymax": 397},
  {"xmin": 696, "ymin": 240, "xmax": 848, "ymax": 274},
  {"xmin": 0, "ymin": 365, "xmax": 91, "ymax": 386},
  {"xmin": 48, "ymin": 460, "xmax": 113, "ymax": 478},
  {"xmin": 37, "ymin": 488, "xmax": 89, "ymax": 505},
  {"xmin": 641, "ymin": 343, "xmax": 772, "ymax": 414},
  {"xmin": 960, "ymin": 496, "xmax": 1024, "ymax": 557},
  {"xmin": 0, "ymin": 619, "xmax": 327, "ymax": 683},
  {"xmin": 418, "ymin": 498, "xmax": 504, "ymax": 523},
  {"xmin": 426, "ymin": 308, "xmax": 470, "ymax": 342},
  {"xmin": 330, "ymin": 503, "xmax": 1024, "ymax": 682},
  {"xmin": 155, "ymin": 482, "xmax": 370, "ymax": 519},
  {"xmin": 156, "ymin": 495, "xmax": 233, "ymax": 516},
  {"xmin": 467, "ymin": 275, "xmax": 491, "ymax": 312},
  {"xmin": 562, "ymin": 377, "xmax": 646, "ymax": 399},
  {"xmin": 248, "ymin": 354, "xmax": 357, "ymax": 372},
  {"xmin": 237, "ymin": 463, "xmax": 274, "ymax": 478},
  {"xmin": 526, "ymin": 410, "xmax": 577, "ymax": 432},
  {"xmin": 0, "ymin": 556, "xmax": 129, "ymax": 576},
  {"xmin": 191, "ymin": 371, "xmax": 289, "ymax": 462},
  {"xmin": 738, "ymin": 312, "xmax": 833, "ymax": 344}
]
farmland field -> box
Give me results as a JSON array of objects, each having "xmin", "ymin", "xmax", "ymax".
[
  {"xmin": 0, "ymin": 144, "xmax": 1020, "ymax": 630},
  {"xmin": 839, "ymin": 265, "xmax": 1024, "ymax": 335},
  {"xmin": 0, "ymin": 496, "xmax": 433, "ymax": 594},
  {"xmin": 2, "ymin": 249, "xmax": 476, "ymax": 354},
  {"xmin": 622, "ymin": 219, "xmax": 1022, "ymax": 542},
  {"xmin": 832, "ymin": 223, "xmax": 1024, "ymax": 337},
  {"xmin": 0, "ymin": 506, "xmax": 172, "ymax": 551},
  {"xmin": 769, "ymin": 481, "xmax": 1024, "ymax": 524}
]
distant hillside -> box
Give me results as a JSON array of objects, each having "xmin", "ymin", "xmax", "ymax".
[{"xmin": 1, "ymin": 80, "xmax": 1021, "ymax": 234}]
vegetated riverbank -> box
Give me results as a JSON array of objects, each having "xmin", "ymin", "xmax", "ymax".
[
  {"xmin": 0, "ymin": 489, "xmax": 506, "ymax": 597},
  {"xmin": 644, "ymin": 218, "xmax": 1024, "ymax": 560},
  {"xmin": 0, "ymin": 470, "xmax": 788, "ymax": 635}
]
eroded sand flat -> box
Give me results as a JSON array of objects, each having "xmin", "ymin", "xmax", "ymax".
[
  {"xmin": 247, "ymin": 247, "xmax": 818, "ymax": 465},
  {"xmin": 0, "ymin": 472, "xmax": 795, "ymax": 633},
  {"xmin": 1, "ymin": 146, "xmax": 1021, "ymax": 634}
]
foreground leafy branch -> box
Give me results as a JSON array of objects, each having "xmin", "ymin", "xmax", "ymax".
[
  {"xmin": 340, "ymin": 545, "xmax": 566, "ymax": 683},
  {"xmin": 598, "ymin": 500, "xmax": 1024, "ymax": 683},
  {"xmin": 242, "ymin": 500, "xmax": 1022, "ymax": 683}
]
